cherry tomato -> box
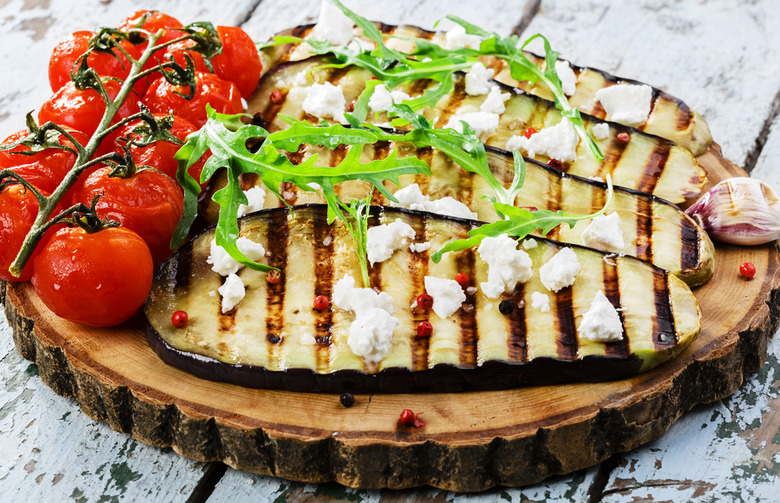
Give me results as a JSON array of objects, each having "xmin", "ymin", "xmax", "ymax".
[
  {"xmin": 0, "ymin": 129, "xmax": 89, "ymax": 194},
  {"xmin": 164, "ymin": 39, "xmax": 210, "ymax": 74},
  {"xmin": 142, "ymin": 71, "xmax": 242, "ymax": 128},
  {"xmin": 48, "ymin": 31, "xmax": 137, "ymax": 93},
  {"xmin": 212, "ymin": 26, "xmax": 262, "ymax": 99},
  {"xmin": 71, "ymin": 166, "xmax": 183, "ymax": 264},
  {"xmin": 107, "ymin": 115, "xmax": 209, "ymax": 187},
  {"xmin": 118, "ymin": 10, "xmax": 183, "ymax": 46},
  {"xmin": 38, "ymin": 79, "xmax": 141, "ymax": 137},
  {"xmin": 32, "ymin": 226, "xmax": 153, "ymax": 327},
  {"xmin": 0, "ymin": 185, "xmax": 47, "ymax": 282}
]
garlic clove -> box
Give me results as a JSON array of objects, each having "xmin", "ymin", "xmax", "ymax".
[{"xmin": 685, "ymin": 177, "xmax": 780, "ymax": 245}]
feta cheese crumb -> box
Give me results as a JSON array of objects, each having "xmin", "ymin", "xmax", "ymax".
[
  {"xmin": 522, "ymin": 238, "xmax": 538, "ymax": 250},
  {"xmin": 595, "ymin": 83, "xmax": 653, "ymax": 127},
  {"xmin": 392, "ymin": 184, "xmax": 477, "ymax": 220},
  {"xmin": 424, "ymin": 276, "xmax": 466, "ymax": 318},
  {"xmin": 445, "ymin": 25, "xmax": 482, "ymax": 50},
  {"xmin": 554, "ymin": 60, "xmax": 578, "ymax": 96},
  {"xmin": 578, "ymin": 290, "xmax": 623, "ymax": 342},
  {"xmin": 348, "ymin": 307, "xmax": 399, "ymax": 363},
  {"xmin": 368, "ymin": 84, "xmax": 411, "ymax": 112},
  {"xmin": 346, "ymin": 38, "xmax": 375, "ymax": 53},
  {"xmin": 505, "ymin": 118, "xmax": 579, "ymax": 162},
  {"xmin": 480, "ymin": 85, "xmax": 511, "ymax": 114},
  {"xmin": 591, "ymin": 122, "xmax": 610, "ymax": 140},
  {"xmin": 465, "ymin": 62, "xmax": 495, "ymax": 96},
  {"xmin": 301, "ymin": 82, "xmax": 347, "ymax": 122},
  {"xmin": 333, "ymin": 275, "xmax": 394, "ymax": 315},
  {"xmin": 366, "ymin": 221, "xmax": 416, "ymax": 265},
  {"xmin": 477, "ymin": 234, "xmax": 533, "ymax": 299},
  {"xmin": 531, "ymin": 291, "xmax": 550, "ymax": 312},
  {"xmin": 539, "ymin": 247, "xmax": 581, "ymax": 292},
  {"xmin": 207, "ymin": 237, "xmax": 266, "ymax": 276},
  {"xmin": 581, "ymin": 212, "xmax": 625, "ymax": 253},
  {"xmin": 445, "ymin": 111, "xmax": 499, "ymax": 139},
  {"xmin": 218, "ymin": 273, "xmax": 245, "ymax": 312},
  {"xmin": 237, "ymin": 186, "xmax": 266, "ymax": 217},
  {"xmin": 409, "ymin": 242, "xmax": 431, "ymax": 253},
  {"xmin": 588, "ymin": 175, "xmax": 605, "ymax": 183},
  {"xmin": 311, "ymin": 0, "xmax": 354, "ymax": 46}
]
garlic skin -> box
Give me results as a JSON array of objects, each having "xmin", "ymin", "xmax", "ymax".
[{"xmin": 685, "ymin": 178, "xmax": 780, "ymax": 245}]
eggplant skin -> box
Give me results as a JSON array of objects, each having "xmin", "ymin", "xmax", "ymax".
[{"xmin": 144, "ymin": 205, "xmax": 702, "ymax": 394}]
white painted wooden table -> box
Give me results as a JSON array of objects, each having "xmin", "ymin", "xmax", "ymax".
[{"xmin": 1, "ymin": 0, "xmax": 779, "ymax": 500}]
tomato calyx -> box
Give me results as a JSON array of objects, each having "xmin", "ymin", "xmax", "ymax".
[{"xmin": 62, "ymin": 195, "xmax": 120, "ymax": 234}]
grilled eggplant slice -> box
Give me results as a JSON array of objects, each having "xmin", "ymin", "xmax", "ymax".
[
  {"xmin": 249, "ymin": 57, "xmax": 707, "ymax": 204},
  {"xmin": 201, "ymin": 141, "xmax": 715, "ymax": 287},
  {"xmin": 259, "ymin": 23, "xmax": 712, "ymax": 156},
  {"xmin": 145, "ymin": 205, "xmax": 701, "ymax": 393}
]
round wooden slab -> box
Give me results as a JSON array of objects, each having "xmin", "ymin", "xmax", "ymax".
[{"xmin": 2, "ymin": 145, "xmax": 779, "ymax": 492}]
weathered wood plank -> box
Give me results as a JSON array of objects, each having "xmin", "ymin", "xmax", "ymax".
[
  {"xmin": 520, "ymin": 0, "xmax": 780, "ymax": 167},
  {"xmin": 0, "ymin": 316, "xmax": 210, "ymax": 501}
]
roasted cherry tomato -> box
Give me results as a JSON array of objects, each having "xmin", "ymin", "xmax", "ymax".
[
  {"xmin": 38, "ymin": 79, "xmax": 141, "ymax": 137},
  {"xmin": 118, "ymin": 10, "xmax": 183, "ymax": 46},
  {"xmin": 71, "ymin": 166, "xmax": 184, "ymax": 264},
  {"xmin": 0, "ymin": 129, "xmax": 89, "ymax": 194},
  {"xmin": 164, "ymin": 38, "xmax": 210, "ymax": 74},
  {"xmin": 0, "ymin": 185, "xmax": 49, "ymax": 282},
  {"xmin": 213, "ymin": 26, "xmax": 262, "ymax": 99},
  {"xmin": 32, "ymin": 226, "xmax": 153, "ymax": 327},
  {"xmin": 142, "ymin": 71, "xmax": 242, "ymax": 128},
  {"xmin": 48, "ymin": 31, "xmax": 136, "ymax": 92},
  {"xmin": 106, "ymin": 115, "xmax": 209, "ymax": 187}
]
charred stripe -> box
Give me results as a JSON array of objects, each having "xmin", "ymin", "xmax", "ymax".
[
  {"xmin": 554, "ymin": 286, "xmax": 578, "ymax": 360},
  {"xmin": 680, "ymin": 217, "xmax": 701, "ymax": 275},
  {"xmin": 652, "ymin": 269, "xmax": 678, "ymax": 349},
  {"xmin": 456, "ymin": 249, "xmax": 479, "ymax": 368},
  {"xmin": 506, "ymin": 284, "xmax": 528, "ymax": 362},
  {"xmin": 602, "ymin": 259, "xmax": 629, "ymax": 357},
  {"xmin": 635, "ymin": 195, "xmax": 654, "ymax": 262},
  {"xmin": 312, "ymin": 206, "xmax": 335, "ymax": 372},
  {"xmin": 636, "ymin": 142, "xmax": 671, "ymax": 195}
]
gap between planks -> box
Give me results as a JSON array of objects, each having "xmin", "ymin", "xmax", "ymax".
[{"xmin": 743, "ymin": 84, "xmax": 780, "ymax": 175}]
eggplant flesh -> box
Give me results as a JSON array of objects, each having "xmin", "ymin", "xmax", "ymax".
[
  {"xmin": 248, "ymin": 57, "xmax": 707, "ymax": 205},
  {"xmin": 258, "ymin": 23, "xmax": 712, "ymax": 157},
  {"xmin": 145, "ymin": 205, "xmax": 701, "ymax": 393}
]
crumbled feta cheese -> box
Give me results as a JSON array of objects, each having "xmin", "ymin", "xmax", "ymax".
[
  {"xmin": 368, "ymin": 84, "xmax": 411, "ymax": 112},
  {"xmin": 581, "ymin": 212, "xmax": 625, "ymax": 253},
  {"xmin": 588, "ymin": 175, "xmax": 604, "ymax": 183},
  {"xmin": 445, "ymin": 25, "xmax": 482, "ymax": 50},
  {"xmin": 591, "ymin": 122, "xmax": 610, "ymax": 140},
  {"xmin": 348, "ymin": 307, "xmax": 399, "ymax": 362},
  {"xmin": 465, "ymin": 62, "xmax": 494, "ymax": 96},
  {"xmin": 311, "ymin": 0, "xmax": 354, "ymax": 46},
  {"xmin": 392, "ymin": 184, "xmax": 477, "ymax": 220},
  {"xmin": 595, "ymin": 83, "xmax": 653, "ymax": 127},
  {"xmin": 578, "ymin": 290, "xmax": 623, "ymax": 342},
  {"xmin": 347, "ymin": 38, "xmax": 375, "ymax": 53},
  {"xmin": 409, "ymin": 242, "xmax": 431, "ymax": 253},
  {"xmin": 445, "ymin": 111, "xmax": 499, "ymax": 139},
  {"xmin": 480, "ymin": 86, "xmax": 510, "ymax": 114},
  {"xmin": 424, "ymin": 276, "xmax": 466, "ymax": 318},
  {"xmin": 207, "ymin": 237, "xmax": 266, "ymax": 276},
  {"xmin": 218, "ymin": 273, "xmax": 245, "ymax": 313},
  {"xmin": 554, "ymin": 60, "xmax": 578, "ymax": 96},
  {"xmin": 539, "ymin": 247, "xmax": 581, "ymax": 292},
  {"xmin": 531, "ymin": 291, "xmax": 550, "ymax": 312},
  {"xmin": 366, "ymin": 221, "xmax": 416, "ymax": 265},
  {"xmin": 522, "ymin": 238, "xmax": 538, "ymax": 250},
  {"xmin": 333, "ymin": 275, "xmax": 394, "ymax": 315},
  {"xmin": 505, "ymin": 118, "xmax": 579, "ymax": 162},
  {"xmin": 237, "ymin": 186, "xmax": 266, "ymax": 217},
  {"xmin": 477, "ymin": 234, "xmax": 533, "ymax": 299},
  {"xmin": 301, "ymin": 82, "xmax": 347, "ymax": 122}
]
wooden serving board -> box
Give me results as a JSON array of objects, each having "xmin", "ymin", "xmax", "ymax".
[{"xmin": 1, "ymin": 145, "xmax": 778, "ymax": 492}]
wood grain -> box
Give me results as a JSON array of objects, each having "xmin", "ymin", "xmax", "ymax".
[{"xmin": 1, "ymin": 146, "xmax": 778, "ymax": 491}]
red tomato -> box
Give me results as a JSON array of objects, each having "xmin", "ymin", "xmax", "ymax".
[
  {"xmin": 48, "ymin": 31, "xmax": 139, "ymax": 93},
  {"xmin": 32, "ymin": 226, "xmax": 153, "ymax": 327},
  {"xmin": 142, "ymin": 71, "xmax": 243, "ymax": 128},
  {"xmin": 213, "ymin": 26, "xmax": 262, "ymax": 99},
  {"xmin": 38, "ymin": 79, "xmax": 141, "ymax": 137},
  {"xmin": 0, "ymin": 185, "xmax": 47, "ymax": 282},
  {"xmin": 118, "ymin": 10, "xmax": 184, "ymax": 81},
  {"xmin": 164, "ymin": 39, "xmax": 210, "ymax": 74},
  {"xmin": 0, "ymin": 129, "xmax": 89, "ymax": 194},
  {"xmin": 71, "ymin": 166, "xmax": 184, "ymax": 264},
  {"xmin": 108, "ymin": 114, "xmax": 209, "ymax": 187}
]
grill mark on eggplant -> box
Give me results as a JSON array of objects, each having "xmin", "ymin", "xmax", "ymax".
[
  {"xmin": 414, "ymin": 147, "xmax": 434, "ymax": 201},
  {"xmin": 596, "ymin": 127, "xmax": 628, "ymax": 180},
  {"xmin": 408, "ymin": 217, "xmax": 430, "ymax": 371},
  {"xmin": 636, "ymin": 142, "xmax": 671, "ymax": 195},
  {"xmin": 676, "ymin": 99, "xmax": 694, "ymax": 131},
  {"xmin": 602, "ymin": 259, "xmax": 629, "ymax": 358},
  {"xmin": 368, "ymin": 207, "xmax": 383, "ymax": 291},
  {"xmin": 680, "ymin": 217, "xmax": 701, "ymax": 275},
  {"xmin": 174, "ymin": 244, "xmax": 192, "ymax": 291},
  {"xmin": 265, "ymin": 211, "xmax": 289, "ymax": 358},
  {"xmin": 635, "ymin": 194, "xmax": 654, "ymax": 262},
  {"xmin": 312, "ymin": 206, "xmax": 335, "ymax": 371},
  {"xmin": 456, "ymin": 249, "xmax": 479, "ymax": 368},
  {"xmin": 506, "ymin": 284, "xmax": 528, "ymax": 362},
  {"xmin": 554, "ymin": 286, "xmax": 578, "ymax": 360},
  {"xmin": 546, "ymin": 170, "xmax": 563, "ymax": 241},
  {"xmin": 217, "ymin": 275, "xmax": 238, "ymax": 332},
  {"xmin": 637, "ymin": 87, "xmax": 661, "ymax": 132},
  {"xmin": 591, "ymin": 98, "xmax": 606, "ymax": 119},
  {"xmin": 652, "ymin": 269, "xmax": 678, "ymax": 349},
  {"xmin": 371, "ymin": 141, "xmax": 391, "ymax": 205},
  {"xmin": 240, "ymin": 173, "xmax": 260, "ymax": 191},
  {"xmin": 436, "ymin": 77, "xmax": 467, "ymax": 127}
]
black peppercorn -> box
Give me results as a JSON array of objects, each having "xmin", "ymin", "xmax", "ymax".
[
  {"xmin": 499, "ymin": 300, "xmax": 514, "ymax": 315},
  {"xmin": 340, "ymin": 392, "xmax": 355, "ymax": 407}
]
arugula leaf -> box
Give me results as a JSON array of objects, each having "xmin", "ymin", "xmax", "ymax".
[
  {"xmin": 336, "ymin": 194, "xmax": 372, "ymax": 287},
  {"xmin": 431, "ymin": 175, "xmax": 615, "ymax": 262}
]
